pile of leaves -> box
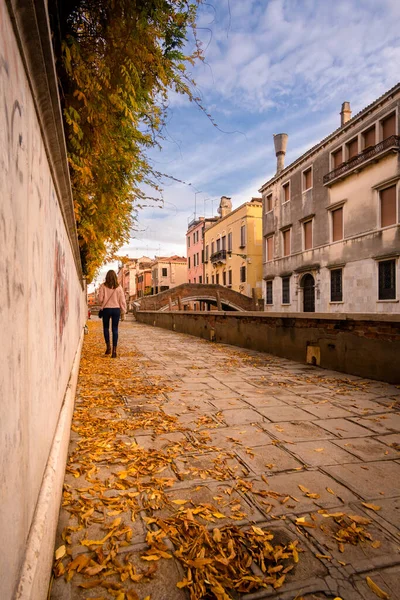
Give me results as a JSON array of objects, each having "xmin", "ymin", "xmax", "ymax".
[{"xmin": 150, "ymin": 515, "xmax": 299, "ymax": 599}]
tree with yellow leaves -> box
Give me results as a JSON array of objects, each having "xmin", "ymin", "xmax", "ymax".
[{"xmin": 49, "ymin": 0, "xmax": 202, "ymax": 281}]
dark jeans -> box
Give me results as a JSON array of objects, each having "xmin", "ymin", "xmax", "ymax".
[{"xmin": 102, "ymin": 308, "xmax": 121, "ymax": 347}]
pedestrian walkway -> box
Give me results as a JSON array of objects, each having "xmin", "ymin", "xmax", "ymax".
[{"xmin": 50, "ymin": 320, "xmax": 400, "ymax": 600}]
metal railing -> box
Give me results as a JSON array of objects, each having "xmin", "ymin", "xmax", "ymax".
[
  {"xmin": 323, "ymin": 135, "xmax": 400, "ymax": 185},
  {"xmin": 210, "ymin": 249, "xmax": 227, "ymax": 263}
]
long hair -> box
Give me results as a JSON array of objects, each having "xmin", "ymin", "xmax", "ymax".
[{"xmin": 104, "ymin": 270, "xmax": 118, "ymax": 289}]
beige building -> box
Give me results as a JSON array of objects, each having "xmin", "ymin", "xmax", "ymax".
[
  {"xmin": 260, "ymin": 84, "xmax": 400, "ymax": 313},
  {"xmin": 204, "ymin": 197, "xmax": 263, "ymax": 298},
  {"xmin": 151, "ymin": 255, "xmax": 187, "ymax": 294}
]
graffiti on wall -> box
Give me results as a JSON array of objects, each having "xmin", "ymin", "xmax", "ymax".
[{"xmin": 55, "ymin": 231, "xmax": 69, "ymax": 340}]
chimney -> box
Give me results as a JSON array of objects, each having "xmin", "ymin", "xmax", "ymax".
[
  {"xmin": 273, "ymin": 133, "xmax": 288, "ymax": 175},
  {"xmin": 218, "ymin": 196, "xmax": 232, "ymax": 218},
  {"xmin": 340, "ymin": 101, "xmax": 351, "ymax": 126}
]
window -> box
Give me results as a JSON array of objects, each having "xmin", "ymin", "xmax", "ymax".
[
  {"xmin": 282, "ymin": 182, "xmax": 290, "ymax": 202},
  {"xmin": 266, "ymin": 193, "xmax": 273, "ymax": 212},
  {"xmin": 223, "ymin": 271, "xmax": 226, "ymax": 286},
  {"xmin": 380, "ymin": 185, "xmax": 397, "ymax": 227},
  {"xmin": 282, "ymin": 228, "xmax": 291, "ymax": 256},
  {"xmin": 330, "ymin": 269, "xmax": 343, "ymax": 302},
  {"xmin": 382, "ymin": 112, "xmax": 396, "ymax": 139},
  {"xmin": 211, "ymin": 242, "xmax": 215, "ymax": 255},
  {"xmin": 188, "ymin": 257, "xmax": 191, "ymax": 269},
  {"xmin": 193, "ymin": 277, "xmax": 196, "ymax": 283},
  {"xmin": 362, "ymin": 126, "xmax": 375, "ymax": 149},
  {"xmin": 228, "ymin": 270, "xmax": 232, "ymax": 285},
  {"xmin": 193, "ymin": 233, "xmax": 196, "ymax": 244},
  {"xmin": 303, "ymin": 167, "xmax": 312, "ymax": 191},
  {"xmin": 266, "ymin": 235, "xmax": 273, "ymax": 261},
  {"xmin": 240, "ymin": 225, "xmax": 246, "ymax": 248},
  {"xmin": 282, "ymin": 277, "xmax": 290, "ymax": 304},
  {"xmin": 332, "ymin": 147, "xmax": 343, "ymax": 169},
  {"xmin": 266, "ymin": 280, "xmax": 273, "ymax": 305},
  {"xmin": 162, "ymin": 268, "xmax": 167, "ymax": 277},
  {"xmin": 206, "ymin": 275, "xmax": 209, "ymax": 284},
  {"xmin": 240, "ymin": 265, "xmax": 246, "ymax": 282},
  {"xmin": 197, "ymin": 252, "xmax": 200, "ymax": 265},
  {"xmin": 205, "ymin": 245, "xmax": 209, "ymax": 261},
  {"xmin": 332, "ymin": 207, "xmax": 343, "ymax": 242},
  {"xmin": 346, "ymin": 137, "xmax": 358, "ymax": 159},
  {"xmin": 379, "ymin": 260, "xmax": 396, "ymax": 300},
  {"xmin": 216, "ymin": 273, "xmax": 219, "ymax": 285},
  {"xmin": 160, "ymin": 285, "xmax": 169, "ymax": 292},
  {"xmin": 227, "ymin": 232, "xmax": 232, "ymax": 252},
  {"xmin": 199, "ymin": 276, "xmax": 202, "ymax": 284},
  {"xmin": 216, "ymin": 238, "xmax": 221, "ymax": 251},
  {"xmin": 187, "ymin": 237, "xmax": 190, "ymax": 248},
  {"xmin": 304, "ymin": 220, "xmax": 313, "ymax": 250},
  {"xmin": 193, "ymin": 254, "xmax": 196, "ymax": 267},
  {"xmin": 211, "ymin": 275, "xmax": 215, "ymax": 284},
  {"xmin": 221, "ymin": 236, "xmax": 226, "ymax": 250}
]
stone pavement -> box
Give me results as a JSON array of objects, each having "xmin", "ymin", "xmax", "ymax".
[{"xmin": 50, "ymin": 319, "xmax": 400, "ymax": 600}]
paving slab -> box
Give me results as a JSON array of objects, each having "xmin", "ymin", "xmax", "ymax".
[
  {"xmin": 352, "ymin": 565, "xmax": 400, "ymax": 600},
  {"xmin": 323, "ymin": 461, "xmax": 400, "ymax": 499},
  {"xmin": 317, "ymin": 418, "xmax": 373, "ymax": 438},
  {"xmin": 351, "ymin": 412, "xmax": 400, "ymax": 434},
  {"xmin": 257, "ymin": 406, "xmax": 321, "ymax": 422},
  {"xmin": 221, "ymin": 407, "xmax": 265, "ymax": 425},
  {"xmin": 282, "ymin": 440, "xmax": 360, "ymax": 467},
  {"xmin": 235, "ymin": 444, "xmax": 302, "ymax": 475},
  {"xmin": 250, "ymin": 470, "xmax": 358, "ymax": 517},
  {"xmin": 300, "ymin": 403, "xmax": 357, "ymax": 419},
  {"xmin": 200, "ymin": 423, "xmax": 275, "ymax": 450},
  {"xmin": 332, "ymin": 436, "xmax": 400, "ymax": 461},
  {"xmin": 261, "ymin": 421, "xmax": 335, "ymax": 442}
]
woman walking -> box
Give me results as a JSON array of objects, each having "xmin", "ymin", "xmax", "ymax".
[{"xmin": 97, "ymin": 270, "xmax": 127, "ymax": 358}]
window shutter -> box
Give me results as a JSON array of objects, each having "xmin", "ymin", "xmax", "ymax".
[
  {"xmin": 380, "ymin": 185, "xmax": 397, "ymax": 227},
  {"xmin": 304, "ymin": 220, "xmax": 313, "ymax": 250},
  {"xmin": 267, "ymin": 236, "xmax": 273, "ymax": 261},
  {"xmin": 347, "ymin": 138, "xmax": 358, "ymax": 159},
  {"xmin": 266, "ymin": 194, "xmax": 273, "ymax": 211},
  {"xmin": 304, "ymin": 168, "xmax": 312, "ymax": 190},
  {"xmin": 363, "ymin": 126, "xmax": 375, "ymax": 148},
  {"xmin": 382, "ymin": 113, "xmax": 396, "ymax": 139},
  {"xmin": 332, "ymin": 208, "xmax": 343, "ymax": 242},
  {"xmin": 332, "ymin": 148, "xmax": 343, "ymax": 168},
  {"xmin": 283, "ymin": 229, "xmax": 291, "ymax": 256}
]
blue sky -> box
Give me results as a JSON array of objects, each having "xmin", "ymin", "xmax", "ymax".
[{"xmin": 91, "ymin": 0, "xmax": 400, "ymax": 288}]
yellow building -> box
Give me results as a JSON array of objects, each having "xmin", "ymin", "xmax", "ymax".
[{"xmin": 204, "ymin": 197, "xmax": 263, "ymax": 298}]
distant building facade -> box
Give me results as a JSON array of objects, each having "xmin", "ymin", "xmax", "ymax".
[
  {"xmin": 151, "ymin": 255, "xmax": 188, "ymax": 294},
  {"xmin": 186, "ymin": 216, "xmax": 217, "ymax": 284},
  {"xmin": 204, "ymin": 197, "xmax": 263, "ymax": 298},
  {"xmin": 260, "ymin": 84, "xmax": 400, "ymax": 313},
  {"xmin": 117, "ymin": 256, "xmax": 152, "ymax": 307}
]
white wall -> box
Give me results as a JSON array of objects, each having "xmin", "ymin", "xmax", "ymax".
[{"xmin": 0, "ymin": 2, "xmax": 86, "ymax": 598}]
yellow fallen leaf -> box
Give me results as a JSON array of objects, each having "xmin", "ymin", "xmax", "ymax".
[
  {"xmin": 78, "ymin": 579, "xmax": 103, "ymax": 589},
  {"xmin": 213, "ymin": 528, "xmax": 222, "ymax": 542},
  {"xmin": 366, "ymin": 576, "xmax": 390, "ymax": 599},
  {"xmin": 171, "ymin": 499, "xmax": 188, "ymax": 505},
  {"xmin": 314, "ymin": 448, "xmax": 325, "ymax": 452},
  {"xmin": 252, "ymin": 526, "xmax": 265, "ymax": 536},
  {"xmin": 362, "ymin": 502, "xmax": 381, "ymax": 511},
  {"xmin": 140, "ymin": 555, "xmax": 161, "ymax": 561},
  {"xmin": 212, "ymin": 512, "xmax": 226, "ymax": 519},
  {"xmin": 55, "ymin": 545, "xmax": 66, "ymax": 560},
  {"xmin": 298, "ymin": 484, "xmax": 310, "ymax": 493},
  {"xmin": 326, "ymin": 488, "xmax": 335, "ymax": 495}
]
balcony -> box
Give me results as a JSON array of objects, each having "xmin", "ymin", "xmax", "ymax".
[
  {"xmin": 210, "ymin": 249, "xmax": 227, "ymax": 264},
  {"xmin": 323, "ymin": 135, "xmax": 400, "ymax": 185}
]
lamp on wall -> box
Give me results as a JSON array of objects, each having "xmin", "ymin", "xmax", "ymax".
[{"xmin": 227, "ymin": 251, "xmax": 248, "ymax": 260}]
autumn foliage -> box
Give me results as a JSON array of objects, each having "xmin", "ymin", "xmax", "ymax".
[{"xmin": 49, "ymin": 0, "xmax": 202, "ymax": 281}]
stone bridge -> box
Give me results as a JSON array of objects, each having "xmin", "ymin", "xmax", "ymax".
[{"xmin": 135, "ymin": 283, "xmax": 259, "ymax": 312}]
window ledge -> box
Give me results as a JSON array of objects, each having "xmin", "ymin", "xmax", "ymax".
[
  {"xmin": 281, "ymin": 303, "xmax": 291, "ymax": 306},
  {"xmin": 329, "ymin": 301, "xmax": 344, "ymax": 304},
  {"xmin": 377, "ymin": 299, "xmax": 399, "ymax": 303}
]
